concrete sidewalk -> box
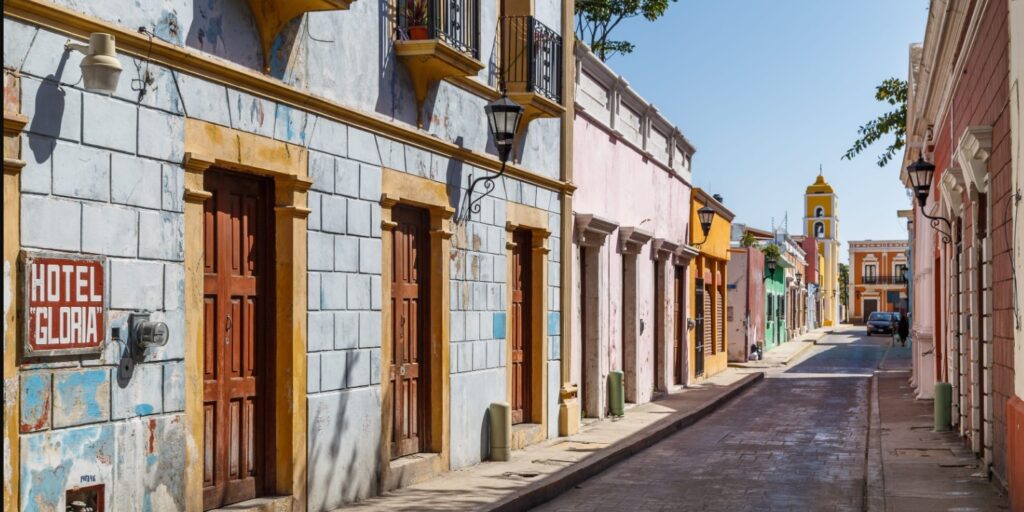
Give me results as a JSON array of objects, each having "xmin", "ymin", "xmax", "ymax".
[
  {"xmin": 339, "ymin": 368, "xmax": 764, "ymax": 511},
  {"xmin": 729, "ymin": 326, "xmax": 829, "ymax": 369},
  {"xmin": 870, "ymin": 343, "xmax": 1009, "ymax": 511}
]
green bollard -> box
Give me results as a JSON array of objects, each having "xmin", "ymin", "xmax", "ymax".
[
  {"xmin": 609, "ymin": 371, "xmax": 625, "ymax": 417},
  {"xmin": 934, "ymin": 382, "xmax": 952, "ymax": 432}
]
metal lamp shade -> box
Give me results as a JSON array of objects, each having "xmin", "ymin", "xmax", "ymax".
[
  {"xmin": 485, "ymin": 95, "xmax": 524, "ymax": 164},
  {"xmin": 765, "ymin": 257, "xmax": 778, "ymax": 278},
  {"xmin": 795, "ymin": 272, "xmax": 802, "ymax": 285},
  {"xmin": 906, "ymin": 156, "xmax": 936, "ymax": 207},
  {"xmin": 697, "ymin": 205, "xmax": 715, "ymax": 237}
]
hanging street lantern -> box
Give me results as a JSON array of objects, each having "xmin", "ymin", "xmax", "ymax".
[
  {"xmin": 462, "ymin": 95, "xmax": 524, "ymax": 220},
  {"xmin": 905, "ymin": 154, "xmax": 951, "ymax": 243},
  {"xmin": 906, "ymin": 155, "xmax": 936, "ymax": 207},
  {"xmin": 764, "ymin": 257, "xmax": 778, "ymax": 280},
  {"xmin": 693, "ymin": 205, "xmax": 716, "ymax": 246},
  {"xmin": 795, "ymin": 272, "xmax": 802, "ymax": 286}
]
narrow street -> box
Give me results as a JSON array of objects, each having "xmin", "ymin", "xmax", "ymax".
[{"xmin": 534, "ymin": 329, "xmax": 1006, "ymax": 512}]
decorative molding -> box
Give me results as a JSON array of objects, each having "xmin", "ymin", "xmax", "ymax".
[
  {"xmin": 938, "ymin": 166, "xmax": 966, "ymax": 217},
  {"xmin": 674, "ymin": 244, "xmax": 700, "ymax": 266},
  {"xmin": 651, "ymin": 238, "xmax": 679, "ymax": 261},
  {"xmin": 618, "ymin": 226, "xmax": 653, "ymax": 255},
  {"xmin": 574, "ymin": 213, "xmax": 618, "ymax": 247},
  {"xmin": 956, "ymin": 125, "xmax": 993, "ymax": 194}
]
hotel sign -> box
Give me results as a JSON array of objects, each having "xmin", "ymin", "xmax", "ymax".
[{"xmin": 22, "ymin": 252, "xmax": 106, "ymax": 358}]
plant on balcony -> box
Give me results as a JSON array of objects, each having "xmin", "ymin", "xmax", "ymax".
[{"xmin": 404, "ymin": 0, "xmax": 430, "ymax": 40}]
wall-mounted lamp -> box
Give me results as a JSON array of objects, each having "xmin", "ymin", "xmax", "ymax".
[
  {"xmin": 905, "ymin": 154, "xmax": 951, "ymax": 244},
  {"xmin": 462, "ymin": 94, "xmax": 524, "ymax": 220},
  {"xmin": 763, "ymin": 257, "xmax": 778, "ymax": 281},
  {"xmin": 65, "ymin": 33, "xmax": 123, "ymax": 94},
  {"xmin": 692, "ymin": 205, "xmax": 715, "ymax": 246},
  {"xmin": 795, "ymin": 272, "xmax": 802, "ymax": 286}
]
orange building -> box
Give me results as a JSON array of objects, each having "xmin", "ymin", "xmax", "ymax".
[
  {"xmin": 849, "ymin": 240, "xmax": 909, "ymax": 323},
  {"xmin": 688, "ymin": 190, "xmax": 734, "ymax": 381}
]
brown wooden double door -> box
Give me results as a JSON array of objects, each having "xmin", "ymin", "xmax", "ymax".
[
  {"xmin": 202, "ymin": 171, "xmax": 274, "ymax": 510},
  {"xmin": 510, "ymin": 230, "xmax": 533, "ymax": 424},
  {"xmin": 390, "ymin": 205, "xmax": 430, "ymax": 459}
]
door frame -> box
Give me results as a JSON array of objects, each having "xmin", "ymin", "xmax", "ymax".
[
  {"xmin": 379, "ymin": 168, "xmax": 453, "ymax": 487},
  {"xmin": 505, "ymin": 203, "xmax": 550, "ymax": 438},
  {"xmin": 183, "ymin": 119, "xmax": 312, "ymax": 511}
]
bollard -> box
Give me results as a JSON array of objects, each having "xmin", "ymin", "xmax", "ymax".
[
  {"xmin": 934, "ymin": 382, "xmax": 952, "ymax": 432},
  {"xmin": 609, "ymin": 371, "xmax": 625, "ymax": 417},
  {"xmin": 490, "ymin": 402, "xmax": 512, "ymax": 461}
]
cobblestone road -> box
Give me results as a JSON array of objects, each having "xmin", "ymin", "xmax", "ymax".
[{"xmin": 535, "ymin": 330, "xmax": 889, "ymax": 512}]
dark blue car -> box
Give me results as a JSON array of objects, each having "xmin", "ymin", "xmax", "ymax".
[{"xmin": 866, "ymin": 311, "xmax": 895, "ymax": 336}]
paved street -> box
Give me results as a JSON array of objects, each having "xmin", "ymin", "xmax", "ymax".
[{"xmin": 535, "ymin": 330, "xmax": 889, "ymax": 512}]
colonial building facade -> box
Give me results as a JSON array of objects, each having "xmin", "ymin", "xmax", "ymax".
[
  {"xmin": 2, "ymin": 0, "xmax": 574, "ymax": 510},
  {"xmin": 571, "ymin": 43, "xmax": 697, "ymax": 416},
  {"xmin": 899, "ymin": 0, "xmax": 1022, "ymax": 502},
  {"xmin": 848, "ymin": 240, "xmax": 909, "ymax": 323}
]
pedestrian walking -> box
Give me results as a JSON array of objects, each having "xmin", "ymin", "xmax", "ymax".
[{"xmin": 897, "ymin": 312, "xmax": 910, "ymax": 347}]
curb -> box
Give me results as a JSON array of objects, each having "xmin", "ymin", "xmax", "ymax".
[
  {"xmin": 865, "ymin": 373, "xmax": 885, "ymax": 512},
  {"xmin": 781, "ymin": 341, "xmax": 815, "ymax": 366},
  {"xmin": 482, "ymin": 372, "xmax": 765, "ymax": 512}
]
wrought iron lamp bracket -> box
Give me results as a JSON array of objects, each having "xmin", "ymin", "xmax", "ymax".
[
  {"xmin": 921, "ymin": 210, "xmax": 952, "ymax": 244},
  {"xmin": 461, "ymin": 161, "xmax": 506, "ymax": 223}
]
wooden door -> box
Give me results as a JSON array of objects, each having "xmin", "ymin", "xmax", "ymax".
[
  {"xmin": 203, "ymin": 171, "xmax": 273, "ymax": 510},
  {"xmin": 673, "ymin": 267, "xmax": 684, "ymax": 384},
  {"xmin": 694, "ymin": 280, "xmax": 705, "ymax": 377},
  {"xmin": 579, "ymin": 247, "xmax": 590, "ymax": 415},
  {"xmin": 510, "ymin": 230, "xmax": 533, "ymax": 424},
  {"xmin": 863, "ymin": 299, "xmax": 878, "ymax": 322},
  {"xmin": 391, "ymin": 205, "xmax": 430, "ymax": 459}
]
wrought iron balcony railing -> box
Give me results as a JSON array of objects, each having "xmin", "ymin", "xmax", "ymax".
[
  {"xmin": 860, "ymin": 275, "xmax": 907, "ymax": 285},
  {"xmin": 501, "ymin": 16, "xmax": 562, "ymax": 103},
  {"xmin": 397, "ymin": 0, "xmax": 480, "ymax": 59}
]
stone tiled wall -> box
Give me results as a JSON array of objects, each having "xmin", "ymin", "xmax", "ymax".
[
  {"xmin": 6, "ymin": 0, "xmax": 565, "ymax": 507},
  {"xmin": 9, "ymin": 20, "xmax": 188, "ymax": 511}
]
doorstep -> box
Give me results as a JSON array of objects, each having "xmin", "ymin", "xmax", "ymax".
[{"xmin": 339, "ymin": 367, "xmax": 763, "ymax": 511}]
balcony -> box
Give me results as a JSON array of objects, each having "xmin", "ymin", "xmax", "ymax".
[
  {"xmin": 860, "ymin": 275, "xmax": 907, "ymax": 285},
  {"xmin": 395, "ymin": 0, "xmax": 484, "ymax": 124},
  {"xmin": 500, "ymin": 16, "xmax": 564, "ymax": 124}
]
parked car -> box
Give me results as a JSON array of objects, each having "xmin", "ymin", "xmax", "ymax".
[{"xmin": 866, "ymin": 312, "xmax": 895, "ymax": 336}]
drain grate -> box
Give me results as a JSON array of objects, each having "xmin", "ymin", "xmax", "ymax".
[{"xmin": 501, "ymin": 471, "xmax": 540, "ymax": 479}]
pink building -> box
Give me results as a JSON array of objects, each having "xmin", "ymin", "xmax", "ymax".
[{"xmin": 571, "ymin": 42, "xmax": 697, "ymax": 419}]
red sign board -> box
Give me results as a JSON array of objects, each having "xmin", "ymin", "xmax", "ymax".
[{"xmin": 22, "ymin": 252, "xmax": 106, "ymax": 358}]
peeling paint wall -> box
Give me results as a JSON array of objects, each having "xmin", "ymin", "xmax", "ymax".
[{"xmin": 5, "ymin": 0, "xmax": 565, "ymax": 507}]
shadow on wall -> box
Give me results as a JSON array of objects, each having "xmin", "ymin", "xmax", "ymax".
[
  {"xmin": 376, "ymin": 0, "xmax": 418, "ymax": 124},
  {"xmin": 27, "ymin": 53, "xmax": 70, "ymax": 164},
  {"xmin": 185, "ymin": 0, "xmax": 298, "ymax": 76}
]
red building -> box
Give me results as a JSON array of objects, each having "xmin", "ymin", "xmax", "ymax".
[{"xmin": 901, "ymin": 0, "xmax": 1022, "ymax": 502}]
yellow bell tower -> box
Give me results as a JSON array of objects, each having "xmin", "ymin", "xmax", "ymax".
[{"xmin": 805, "ymin": 172, "xmax": 840, "ymax": 326}]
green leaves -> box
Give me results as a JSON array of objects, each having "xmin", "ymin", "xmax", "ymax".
[
  {"xmin": 843, "ymin": 78, "xmax": 908, "ymax": 167},
  {"xmin": 575, "ymin": 0, "xmax": 678, "ymax": 61},
  {"xmin": 761, "ymin": 243, "xmax": 781, "ymax": 260},
  {"xmin": 740, "ymin": 231, "xmax": 757, "ymax": 248},
  {"xmin": 839, "ymin": 263, "xmax": 850, "ymax": 307}
]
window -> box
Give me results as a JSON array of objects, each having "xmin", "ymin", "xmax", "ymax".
[
  {"xmin": 814, "ymin": 207, "xmax": 824, "ymax": 218},
  {"xmin": 864, "ymin": 264, "xmax": 877, "ymax": 284},
  {"xmin": 813, "ymin": 222, "xmax": 825, "ymax": 238}
]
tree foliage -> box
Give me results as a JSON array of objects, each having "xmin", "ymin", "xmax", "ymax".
[
  {"xmin": 842, "ymin": 78, "xmax": 907, "ymax": 167},
  {"xmin": 575, "ymin": 0, "xmax": 677, "ymax": 61},
  {"xmin": 760, "ymin": 243, "xmax": 781, "ymax": 260},
  {"xmin": 739, "ymin": 231, "xmax": 757, "ymax": 248},
  {"xmin": 839, "ymin": 263, "xmax": 850, "ymax": 307}
]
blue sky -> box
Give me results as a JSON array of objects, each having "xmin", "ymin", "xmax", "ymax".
[{"xmin": 601, "ymin": 0, "xmax": 929, "ymax": 263}]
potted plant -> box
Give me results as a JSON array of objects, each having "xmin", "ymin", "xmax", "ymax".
[{"xmin": 404, "ymin": 0, "xmax": 430, "ymax": 40}]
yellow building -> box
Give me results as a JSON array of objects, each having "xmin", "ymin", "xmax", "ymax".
[
  {"xmin": 689, "ymin": 189, "xmax": 734, "ymax": 380},
  {"xmin": 804, "ymin": 173, "xmax": 841, "ymax": 326}
]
